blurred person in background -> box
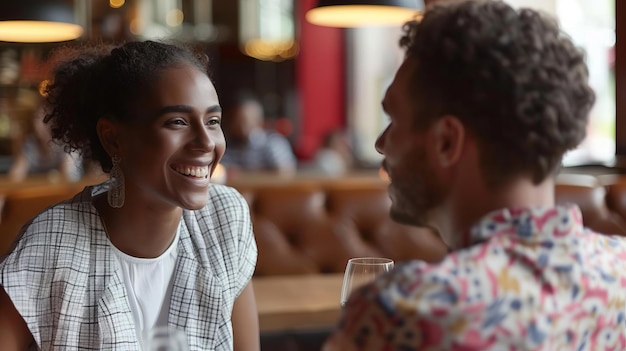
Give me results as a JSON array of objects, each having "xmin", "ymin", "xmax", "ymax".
[
  {"xmin": 311, "ymin": 129, "xmax": 355, "ymax": 177},
  {"xmin": 7, "ymin": 93, "xmax": 82, "ymax": 182},
  {"xmin": 0, "ymin": 89, "xmax": 83, "ymax": 223},
  {"xmin": 221, "ymin": 92, "xmax": 296, "ymax": 176}
]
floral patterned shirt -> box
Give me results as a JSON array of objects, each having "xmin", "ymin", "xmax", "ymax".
[{"xmin": 324, "ymin": 205, "xmax": 626, "ymax": 351}]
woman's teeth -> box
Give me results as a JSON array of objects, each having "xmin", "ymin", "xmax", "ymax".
[{"xmin": 175, "ymin": 165, "xmax": 209, "ymax": 178}]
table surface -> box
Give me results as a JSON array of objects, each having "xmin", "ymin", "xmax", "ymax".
[{"xmin": 253, "ymin": 273, "xmax": 344, "ymax": 333}]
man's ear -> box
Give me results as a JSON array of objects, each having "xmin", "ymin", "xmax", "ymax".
[
  {"xmin": 96, "ymin": 118, "xmax": 122, "ymax": 157},
  {"xmin": 431, "ymin": 115, "xmax": 465, "ymax": 168}
]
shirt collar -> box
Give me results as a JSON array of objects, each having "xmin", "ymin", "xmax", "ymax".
[{"xmin": 468, "ymin": 204, "xmax": 584, "ymax": 245}]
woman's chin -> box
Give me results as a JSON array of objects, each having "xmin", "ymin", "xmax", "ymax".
[{"xmin": 178, "ymin": 196, "xmax": 210, "ymax": 211}]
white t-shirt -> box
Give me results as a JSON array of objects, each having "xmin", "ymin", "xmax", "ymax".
[{"xmin": 109, "ymin": 222, "xmax": 180, "ymax": 345}]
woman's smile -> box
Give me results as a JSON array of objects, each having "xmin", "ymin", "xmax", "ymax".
[{"xmin": 171, "ymin": 164, "xmax": 210, "ymax": 179}]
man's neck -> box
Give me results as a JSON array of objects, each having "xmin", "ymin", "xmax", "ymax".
[{"xmin": 441, "ymin": 176, "xmax": 556, "ymax": 250}]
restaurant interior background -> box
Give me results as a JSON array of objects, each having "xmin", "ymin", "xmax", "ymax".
[{"xmin": 0, "ymin": 0, "xmax": 623, "ymax": 176}]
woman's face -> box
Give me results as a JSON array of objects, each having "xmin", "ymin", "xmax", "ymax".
[{"xmin": 115, "ymin": 63, "xmax": 225, "ymax": 211}]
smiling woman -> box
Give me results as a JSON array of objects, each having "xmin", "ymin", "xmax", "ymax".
[
  {"xmin": 0, "ymin": 41, "xmax": 259, "ymax": 351},
  {"xmin": 96, "ymin": 62, "xmax": 225, "ymax": 213}
]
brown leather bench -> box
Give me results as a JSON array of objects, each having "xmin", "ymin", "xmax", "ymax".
[
  {"xmin": 229, "ymin": 174, "xmax": 626, "ymax": 276},
  {"xmin": 230, "ymin": 177, "xmax": 448, "ymax": 275},
  {"xmin": 555, "ymin": 173, "xmax": 626, "ymax": 235}
]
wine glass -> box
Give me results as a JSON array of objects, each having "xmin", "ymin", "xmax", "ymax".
[
  {"xmin": 340, "ymin": 257, "xmax": 394, "ymax": 307},
  {"xmin": 142, "ymin": 326, "xmax": 189, "ymax": 351}
]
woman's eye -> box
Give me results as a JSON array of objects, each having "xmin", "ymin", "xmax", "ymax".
[
  {"xmin": 206, "ymin": 118, "xmax": 221, "ymax": 126},
  {"xmin": 168, "ymin": 119, "xmax": 187, "ymax": 126}
]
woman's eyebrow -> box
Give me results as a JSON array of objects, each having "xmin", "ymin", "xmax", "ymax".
[{"xmin": 154, "ymin": 104, "xmax": 222, "ymax": 117}]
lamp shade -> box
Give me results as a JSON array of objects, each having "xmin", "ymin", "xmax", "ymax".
[
  {"xmin": 306, "ymin": 0, "xmax": 424, "ymax": 27},
  {"xmin": 0, "ymin": 0, "xmax": 83, "ymax": 43}
]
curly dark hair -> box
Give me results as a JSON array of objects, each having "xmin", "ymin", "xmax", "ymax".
[
  {"xmin": 43, "ymin": 40, "xmax": 211, "ymax": 172},
  {"xmin": 399, "ymin": 0, "xmax": 595, "ymax": 185}
]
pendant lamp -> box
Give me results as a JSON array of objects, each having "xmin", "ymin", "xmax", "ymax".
[
  {"xmin": 0, "ymin": 0, "xmax": 83, "ymax": 43},
  {"xmin": 306, "ymin": 0, "xmax": 424, "ymax": 27}
]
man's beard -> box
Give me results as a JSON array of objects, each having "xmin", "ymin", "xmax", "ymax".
[{"xmin": 387, "ymin": 167, "xmax": 445, "ymax": 228}]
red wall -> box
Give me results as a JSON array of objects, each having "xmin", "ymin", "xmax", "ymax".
[{"xmin": 295, "ymin": 0, "xmax": 346, "ymax": 160}]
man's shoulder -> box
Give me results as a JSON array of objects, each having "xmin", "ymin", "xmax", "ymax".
[
  {"xmin": 584, "ymin": 227, "xmax": 626, "ymax": 246},
  {"xmin": 376, "ymin": 228, "xmax": 626, "ymax": 307},
  {"xmin": 579, "ymin": 228, "xmax": 626, "ymax": 267},
  {"xmin": 379, "ymin": 254, "xmax": 484, "ymax": 299},
  {"xmin": 369, "ymin": 241, "xmax": 523, "ymax": 313}
]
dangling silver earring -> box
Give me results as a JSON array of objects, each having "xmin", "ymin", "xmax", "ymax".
[{"xmin": 108, "ymin": 155, "xmax": 125, "ymax": 208}]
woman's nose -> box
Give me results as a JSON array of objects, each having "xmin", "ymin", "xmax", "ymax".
[{"xmin": 190, "ymin": 125, "xmax": 216, "ymax": 152}]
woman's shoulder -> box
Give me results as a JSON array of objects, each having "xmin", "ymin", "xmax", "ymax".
[
  {"xmin": 209, "ymin": 183, "xmax": 242, "ymax": 196},
  {"xmin": 207, "ymin": 184, "xmax": 249, "ymax": 210},
  {"xmin": 183, "ymin": 184, "xmax": 256, "ymax": 281},
  {"xmin": 25, "ymin": 185, "xmax": 95, "ymax": 226},
  {"xmin": 182, "ymin": 184, "xmax": 250, "ymax": 231},
  {"xmin": 3, "ymin": 186, "xmax": 99, "ymax": 259},
  {"xmin": 184, "ymin": 184, "xmax": 252, "ymax": 238}
]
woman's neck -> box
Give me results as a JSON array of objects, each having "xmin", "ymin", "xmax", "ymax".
[{"xmin": 94, "ymin": 193, "xmax": 182, "ymax": 258}]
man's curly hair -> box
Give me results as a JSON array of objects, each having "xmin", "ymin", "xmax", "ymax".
[{"xmin": 400, "ymin": 0, "xmax": 595, "ymax": 185}]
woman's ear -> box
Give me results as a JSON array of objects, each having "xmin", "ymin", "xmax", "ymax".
[{"xmin": 96, "ymin": 118, "xmax": 121, "ymax": 157}]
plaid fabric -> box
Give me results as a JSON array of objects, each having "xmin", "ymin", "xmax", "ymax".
[{"xmin": 0, "ymin": 182, "xmax": 257, "ymax": 350}]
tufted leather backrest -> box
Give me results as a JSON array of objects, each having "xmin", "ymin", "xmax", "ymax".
[
  {"xmin": 233, "ymin": 174, "xmax": 626, "ymax": 276},
  {"xmin": 232, "ymin": 178, "xmax": 449, "ymax": 276},
  {"xmin": 555, "ymin": 173, "xmax": 626, "ymax": 236},
  {"xmin": 598, "ymin": 174, "xmax": 626, "ymax": 233}
]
